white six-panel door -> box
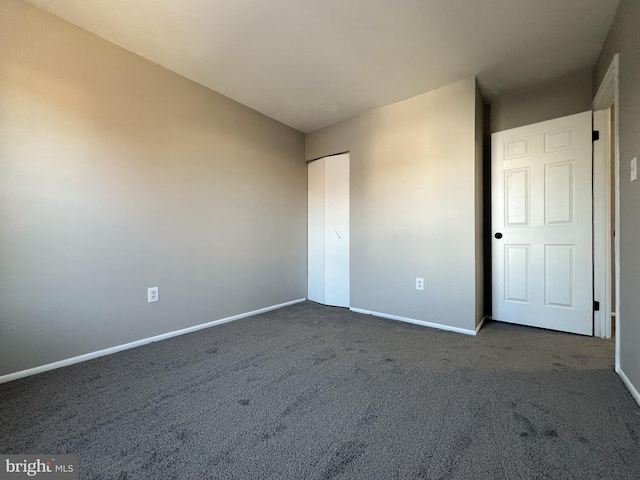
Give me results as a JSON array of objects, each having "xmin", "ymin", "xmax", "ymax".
[
  {"xmin": 308, "ymin": 154, "xmax": 350, "ymax": 307},
  {"xmin": 492, "ymin": 112, "xmax": 592, "ymax": 335}
]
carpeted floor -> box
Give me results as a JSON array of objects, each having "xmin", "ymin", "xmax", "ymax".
[{"xmin": 1, "ymin": 301, "xmax": 639, "ymax": 479}]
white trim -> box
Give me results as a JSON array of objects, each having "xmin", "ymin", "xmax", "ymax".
[
  {"xmin": 350, "ymin": 308, "xmax": 478, "ymax": 336},
  {"xmin": 617, "ymin": 367, "xmax": 640, "ymax": 408},
  {"xmin": 0, "ymin": 298, "xmax": 306, "ymax": 385},
  {"xmin": 592, "ymin": 108, "xmax": 612, "ymax": 338},
  {"xmin": 475, "ymin": 315, "xmax": 487, "ymax": 335},
  {"xmin": 592, "ymin": 54, "xmax": 620, "ymax": 368}
]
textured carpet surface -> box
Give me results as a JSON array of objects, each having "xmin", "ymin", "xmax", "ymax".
[{"xmin": 1, "ymin": 301, "xmax": 639, "ymax": 479}]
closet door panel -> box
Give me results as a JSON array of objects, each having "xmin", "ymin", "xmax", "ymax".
[
  {"xmin": 307, "ymin": 159, "xmax": 326, "ymax": 304},
  {"xmin": 324, "ymin": 154, "xmax": 350, "ymax": 307}
]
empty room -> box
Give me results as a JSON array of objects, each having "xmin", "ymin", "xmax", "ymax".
[{"xmin": 1, "ymin": 0, "xmax": 639, "ymax": 478}]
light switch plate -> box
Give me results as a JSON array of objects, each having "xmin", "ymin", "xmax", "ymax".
[{"xmin": 631, "ymin": 157, "xmax": 637, "ymax": 182}]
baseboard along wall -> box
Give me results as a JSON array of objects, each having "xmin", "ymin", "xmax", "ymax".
[
  {"xmin": 617, "ymin": 367, "xmax": 640, "ymax": 408},
  {"xmin": 0, "ymin": 298, "xmax": 306, "ymax": 385},
  {"xmin": 350, "ymin": 308, "xmax": 481, "ymax": 336}
]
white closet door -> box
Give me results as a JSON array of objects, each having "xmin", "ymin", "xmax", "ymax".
[
  {"xmin": 307, "ymin": 159, "xmax": 326, "ymax": 304},
  {"xmin": 307, "ymin": 154, "xmax": 350, "ymax": 307},
  {"xmin": 324, "ymin": 154, "xmax": 350, "ymax": 307}
]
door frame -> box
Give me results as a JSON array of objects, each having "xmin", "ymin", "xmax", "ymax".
[
  {"xmin": 592, "ymin": 108, "xmax": 612, "ymax": 339},
  {"xmin": 592, "ymin": 55, "xmax": 620, "ymax": 365}
]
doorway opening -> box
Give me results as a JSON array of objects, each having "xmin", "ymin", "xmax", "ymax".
[
  {"xmin": 592, "ymin": 54, "xmax": 620, "ymax": 354},
  {"xmin": 592, "ymin": 55, "xmax": 620, "ymax": 384}
]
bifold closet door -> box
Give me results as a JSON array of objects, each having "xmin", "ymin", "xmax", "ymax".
[
  {"xmin": 308, "ymin": 159, "xmax": 326, "ymax": 304},
  {"xmin": 308, "ymin": 154, "xmax": 350, "ymax": 307}
]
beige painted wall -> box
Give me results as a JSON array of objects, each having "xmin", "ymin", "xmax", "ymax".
[
  {"xmin": 0, "ymin": 0, "xmax": 307, "ymax": 376},
  {"xmin": 306, "ymin": 78, "xmax": 480, "ymax": 332},
  {"xmin": 490, "ymin": 68, "xmax": 593, "ymax": 133},
  {"xmin": 594, "ymin": 0, "xmax": 640, "ymax": 398}
]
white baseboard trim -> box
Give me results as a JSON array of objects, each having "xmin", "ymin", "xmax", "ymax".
[
  {"xmin": 475, "ymin": 315, "xmax": 488, "ymax": 335},
  {"xmin": 349, "ymin": 308, "xmax": 478, "ymax": 336},
  {"xmin": 616, "ymin": 366, "xmax": 640, "ymax": 408},
  {"xmin": 0, "ymin": 298, "xmax": 306, "ymax": 385}
]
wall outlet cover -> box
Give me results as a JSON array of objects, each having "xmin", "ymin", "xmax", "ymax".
[{"xmin": 148, "ymin": 287, "xmax": 159, "ymax": 303}]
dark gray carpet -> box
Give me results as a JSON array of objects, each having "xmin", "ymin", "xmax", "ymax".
[{"xmin": 1, "ymin": 301, "xmax": 639, "ymax": 479}]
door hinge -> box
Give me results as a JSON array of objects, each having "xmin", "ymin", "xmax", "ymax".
[
  {"xmin": 594, "ymin": 301, "xmax": 600, "ymax": 312},
  {"xmin": 592, "ymin": 130, "xmax": 600, "ymax": 142}
]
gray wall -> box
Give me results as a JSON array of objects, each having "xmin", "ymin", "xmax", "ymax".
[
  {"xmin": 594, "ymin": 0, "xmax": 640, "ymax": 398},
  {"xmin": 306, "ymin": 78, "xmax": 481, "ymax": 332},
  {"xmin": 0, "ymin": 0, "xmax": 307, "ymax": 376},
  {"xmin": 490, "ymin": 68, "xmax": 593, "ymax": 133}
]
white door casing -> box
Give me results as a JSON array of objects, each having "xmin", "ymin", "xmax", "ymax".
[
  {"xmin": 491, "ymin": 112, "xmax": 593, "ymax": 335},
  {"xmin": 308, "ymin": 153, "xmax": 350, "ymax": 307},
  {"xmin": 592, "ymin": 108, "xmax": 613, "ymax": 338}
]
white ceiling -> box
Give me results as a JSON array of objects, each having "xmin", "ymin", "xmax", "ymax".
[{"xmin": 25, "ymin": 0, "xmax": 620, "ymax": 133}]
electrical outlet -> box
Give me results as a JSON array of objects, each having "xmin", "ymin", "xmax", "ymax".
[
  {"xmin": 148, "ymin": 287, "xmax": 159, "ymax": 303},
  {"xmin": 631, "ymin": 157, "xmax": 637, "ymax": 182},
  {"xmin": 416, "ymin": 278, "xmax": 424, "ymax": 291}
]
